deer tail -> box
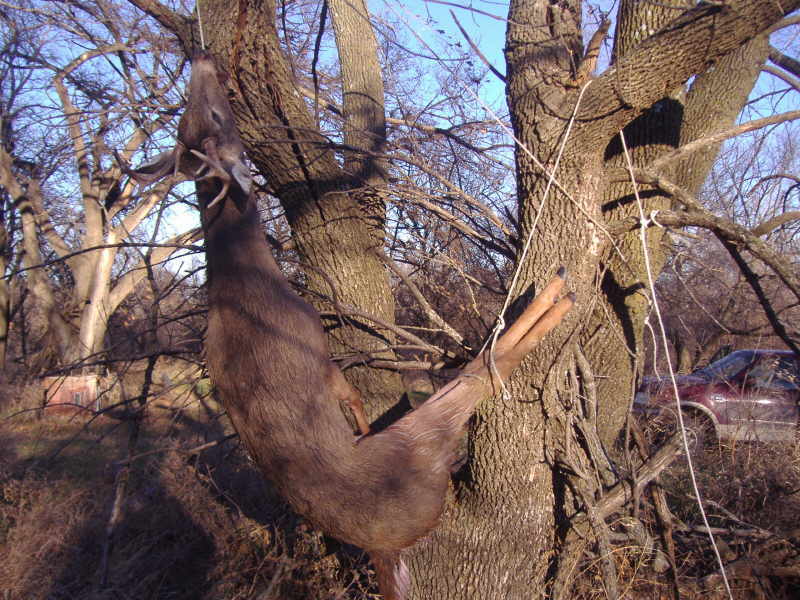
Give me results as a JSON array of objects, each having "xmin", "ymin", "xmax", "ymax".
[{"xmin": 371, "ymin": 550, "xmax": 410, "ymax": 600}]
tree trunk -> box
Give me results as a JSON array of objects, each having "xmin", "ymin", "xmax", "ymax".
[
  {"xmin": 0, "ymin": 151, "xmax": 76, "ymax": 367},
  {"xmin": 409, "ymin": 0, "xmax": 793, "ymax": 596},
  {"xmin": 0, "ymin": 206, "xmax": 10, "ymax": 370},
  {"xmin": 76, "ymin": 232, "xmax": 118, "ymax": 364}
]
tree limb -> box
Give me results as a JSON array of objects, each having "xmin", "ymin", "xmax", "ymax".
[
  {"xmin": 751, "ymin": 211, "xmax": 800, "ymax": 237},
  {"xmin": 649, "ymin": 110, "xmax": 800, "ymax": 172},
  {"xmin": 377, "ymin": 249, "xmax": 468, "ymax": 349},
  {"xmin": 107, "ymin": 228, "xmax": 202, "ymax": 315},
  {"xmin": 769, "ymin": 46, "xmax": 800, "ymax": 80},
  {"xmin": 717, "ymin": 236, "xmax": 800, "ymax": 355},
  {"xmin": 577, "ymin": 0, "xmax": 800, "ymax": 140},
  {"xmin": 124, "ymin": 0, "xmax": 196, "ymax": 54},
  {"xmin": 613, "ymin": 168, "xmax": 800, "ymax": 306},
  {"xmin": 762, "ymin": 64, "xmax": 800, "ymax": 93},
  {"xmin": 595, "ymin": 432, "xmax": 684, "ymax": 522},
  {"xmin": 450, "ymin": 10, "xmax": 506, "ymax": 83}
]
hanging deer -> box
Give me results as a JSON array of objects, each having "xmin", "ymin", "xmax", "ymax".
[{"xmin": 120, "ymin": 52, "xmax": 573, "ymax": 600}]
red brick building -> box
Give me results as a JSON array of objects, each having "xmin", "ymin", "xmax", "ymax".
[{"xmin": 41, "ymin": 375, "xmax": 99, "ymax": 415}]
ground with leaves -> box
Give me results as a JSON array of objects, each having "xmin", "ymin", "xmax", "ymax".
[
  {"xmin": 1, "ymin": 376, "xmax": 800, "ymax": 600},
  {"xmin": 0, "ymin": 382, "xmax": 377, "ymax": 600}
]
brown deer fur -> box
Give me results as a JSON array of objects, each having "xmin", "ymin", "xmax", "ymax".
[{"xmin": 122, "ymin": 53, "xmax": 572, "ymax": 600}]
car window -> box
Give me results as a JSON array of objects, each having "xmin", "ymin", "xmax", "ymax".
[
  {"xmin": 774, "ymin": 358, "xmax": 800, "ymax": 391},
  {"xmin": 698, "ymin": 352, "xmax": 753, "ymax": 381},
  {"xmin": 747, "ymin": 356, "xmax": 800, "ymax": 391}
]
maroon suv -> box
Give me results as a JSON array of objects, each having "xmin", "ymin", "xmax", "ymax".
[{"xmin": 634, "ymin": 349, "xmax": 799, "ymax": 443}]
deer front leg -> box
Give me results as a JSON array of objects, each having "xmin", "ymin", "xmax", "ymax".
[{"xmin": 328, "ymin": 363, "xmax": 370, "ymax": 435}]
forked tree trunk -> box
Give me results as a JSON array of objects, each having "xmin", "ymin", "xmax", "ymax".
[
  {"xmin": 583, "ymin": 0, "xmax": 770, "ymax": 448},
  {"xmin": 409, "ymin": 1, "xmax": 793, "ymax": 596}
]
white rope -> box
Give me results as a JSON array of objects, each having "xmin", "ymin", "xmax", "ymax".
[
  {"xmin": 196, "ymin": 0, "xmax": 206, "ymax": 50},
  {"xmin": 619, "ymin": 130, "xmax": 734, "ymax": 600}
]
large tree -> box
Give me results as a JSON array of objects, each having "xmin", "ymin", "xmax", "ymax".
[{"xmin": 117, "ymin": 0, "xmax": 799, "ymax": 597}]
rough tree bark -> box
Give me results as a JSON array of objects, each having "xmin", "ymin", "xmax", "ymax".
[
  {"xmin": 585, "ymin": 0, "xmax": 771, "ymax": 448},
  {"xmin": 0, "ymin": 204, "xmax": 9, "ymax": 369},
  {"xmin": 409, "ymin": 1, "xmax": 797, "ymax": 597}
]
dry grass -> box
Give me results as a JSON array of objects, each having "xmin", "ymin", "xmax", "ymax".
[
  {"xmin": 0, "ymin": 384, "xmax": 376, "ymax": 600},
  {"xmin": 602, "ymin": 422, "xmax": 800, "ymax": 600}
]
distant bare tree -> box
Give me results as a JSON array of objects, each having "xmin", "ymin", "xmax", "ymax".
[{"xmin": 0, "ymin": 0, "xmax": 200, "ymax": 370}]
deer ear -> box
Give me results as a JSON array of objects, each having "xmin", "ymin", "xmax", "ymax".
[
  {"xmin": 229, "ymin": 160, "xmax": 251, "ymax": 212},
  {"xmin": 115, "ymin": 149, "xmax": 176, "ymax": 184}
]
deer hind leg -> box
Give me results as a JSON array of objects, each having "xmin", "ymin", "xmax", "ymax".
[
  {"xmin": 494, "ymin": 292, "xmax": 574, "ymax": 378},
  {"xmin": 491, "ymin": 267, "xmax": 566, "ymax": 357},
  {"xmin": 461, "ymin": 268, "xmax": 573, "ymax": 384},
  {"xmin": 371, "ymin": 550, "xmax": 410, "ymax": 600}
]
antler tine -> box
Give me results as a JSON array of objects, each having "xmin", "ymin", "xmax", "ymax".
[{"xmin": 189, "ymin": 148, "xmax": 231, "ymax": 208}]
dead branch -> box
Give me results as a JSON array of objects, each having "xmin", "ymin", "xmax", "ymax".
[
  {"xmin": 701, "ymin": 539, "xmax": 800, "ymax": 589},
  {"xmin": 619, "ymin": 168, "xmax": 800, "ymax": 307},
  {"xmin": 392, "ymin": 185, "xmax": 513, "ymax": 257},
  {"xmin": 7, "ymin": 237, "xmax": 202, "ymax": 279},
  {"xmin": 450, "ymin": 10, "xmax": 506, "ymax": 83},
  {"xmin": 576, "ymin": 18, "xmax": 610, "ymax": 84},
  {"xmin": 769, "ymin": 46, "xmax": 800, "ymax": 80},
  {"xmin": 717, "ymin": 236, "xmax": 800, "ymax": 355},
  {"xmin": 115, "ymin": 433, "xmax": 239, "ymax": 466},
  {"xmin": 630, "ymin": 419, "xmax": 680, "ymax": 598},
  {"xmin": 596, "ymin": 433, "xmax": 684, "ymax": 522},
  {"xmin": 377, "ymin": 250, "xmax": 468, "ymax": 349}
]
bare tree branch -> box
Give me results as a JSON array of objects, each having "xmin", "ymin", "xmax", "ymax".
[
  {"xmin": 377, "ymin": 249, "xmax": 468, "ymax": 349},
  {"xmin": 619, "ymin": 167, "xmax": 800, "ymax": 308},
  {"xmin": 769, "ymin": 46, "xmax": 800, "ymax": 80},
  {"xmin": 649, "ymin": 110, "xmax": 800, "ymax": 172},
  {"xmin": 450, "ymin": 10, "xmax": 505, "ymax": 83}
]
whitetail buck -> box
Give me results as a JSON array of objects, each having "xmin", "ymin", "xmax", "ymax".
[{"xmin": 121, "ymin": 52, "xmax": 573, "ymax": 600}]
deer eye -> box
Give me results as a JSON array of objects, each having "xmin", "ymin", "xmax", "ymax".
[{"xmin": 210, "ymin": 108, "xmax": 224, "ymax": 126}]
